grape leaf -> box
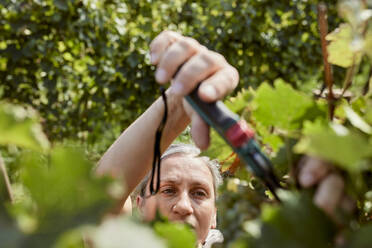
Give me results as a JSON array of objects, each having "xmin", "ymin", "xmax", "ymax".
[
  {"xmin": 201, "ymin": 129, "xmax": 234, "ymax": 170},
  {"xmin": 294, "ymin": 120, "xmax": 372, "ymax": 171},
  {"xmin": 326, "ymin": 23, "xmax": 362, "ymax": 68},
  {"xmin": 20, "ymin": 146, "xmax": 114, "ymax": 246},
  {"xmin": 22, "ymin": 146, "xmax": 114, "ymax": 217},
  {"xmin": 225, "ymin": 88, "xmax": 254, "ymax": 114},
  {"xmin": 364, "ymin": 25, "xmax": 372, "ymax": 61},
  {"xmin": 154, "ymin": 222, "xmax": 196, "ymax": 248},
  {"xmin": 250, "ymin": 191, "xmax": 335, "ymax": 248},
  {"xmin": 252, "ymin": 79, "xmax": 314, "ymax": 132},
  {"xmin": 255, "ymin": 122, "xmax": 284, "ymax": 153}
]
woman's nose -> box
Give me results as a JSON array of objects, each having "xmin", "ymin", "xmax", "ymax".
[{"xmin": 172, "ymin": 191, "xmax": 193, "ymax": 216}]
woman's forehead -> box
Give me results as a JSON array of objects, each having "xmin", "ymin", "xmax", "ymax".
[{"xmin": 160, "ymin": 155, "xmax": 214, "ymax": 186}]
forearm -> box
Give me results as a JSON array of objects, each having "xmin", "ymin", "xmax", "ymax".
[{"xmin": 97, "ymin": 90, "xmax": 190, "ymax": 199}]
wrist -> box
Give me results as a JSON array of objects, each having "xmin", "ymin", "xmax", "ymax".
[{"xmin": 155, "ymin": 88, "xmax": 190, "ymax": 151}]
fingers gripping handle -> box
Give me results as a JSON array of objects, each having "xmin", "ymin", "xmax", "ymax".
[{"xmin": 185, "ymin": 86, "xmax": 254, "ymax": 147}]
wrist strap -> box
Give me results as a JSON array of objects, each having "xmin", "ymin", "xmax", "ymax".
[{"xmin": 149, "ymin": 87, "xmax": 168, "ymax": 195}]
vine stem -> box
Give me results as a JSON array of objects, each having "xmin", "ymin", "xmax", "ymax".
[
  {"xmin": 0, "ymin": 152, "xmax": 14, "ymax": 203},
  {"xmin": 318, "ymin": 3, "xmax": 335, "ymax": 120}
]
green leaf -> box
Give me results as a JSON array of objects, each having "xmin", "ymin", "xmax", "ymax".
[
  {"xmin": 21, "ymin": 146, "xmax": 113, "ymax": 218},
  {"xmin": 271, "ymin": 139, "xmax": 297, "ymax": 177},
  {"xmin": 294, "ymin": 120, "xmax": 372, "ymax": 171},
  {"xmin": 62, "ymin": 52, "xmax": 74, "ymax": 61},
  {"xmin": 201, "ymin": 129, "xmax": 234, "ymax": 170},
  {"xmin": 73, "ymin": 59, "xmax": 88, "ymax": 74},
  {"xmin": 347, "ymin": 223, "xmax": 372, "ymax": 248},
  {"xmin": 154, "ymin": 222, "xmax": 196, "ymax": 248},
  {"xmin": 363, "ymin": 26, "xmax": 372, "ymax": 61},
  {"xmin": 252, "ymin": 79, "xmax": 314, "ymax": 132},
  {"xmin": 225, "ymin": 88, "xmax": 254, "ymax": 114},
  {"xmin": 326, "ymin": 23, "xmax": 362, "ymax": 68},
  {"xmin": 0, "ymin": 104, "xmax": 50, "ymax": 151},
  {"xmin": 57, "ymin": 42, "xmax": 66, "ymax": 53},
  {"xmin": 54, "ymin": 228, "xmax": 85, "ymax": 248},
  {"xmin": 20, "ymin": 146, "xmax": 115, "ymax": 247},
  {"xmin": 255, "ymin": 122, "xmax": 284, "ymax": 153},
  {"xmin": 251, "ymin": 191, "xmax": 335, "ymax": 248}
]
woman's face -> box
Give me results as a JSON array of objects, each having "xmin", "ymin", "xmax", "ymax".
[{"xmin": 137, "ymin": 154, "xmax": 217, "ymax": 244}]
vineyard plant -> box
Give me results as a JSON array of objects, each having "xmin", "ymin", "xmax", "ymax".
[{"xmin": 1, "ymin": 0, "xmax": 372, "ymax": 247}]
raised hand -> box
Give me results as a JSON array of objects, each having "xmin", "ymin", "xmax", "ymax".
[{"xmin": 150, "ymin": 31, "xmax": 239, "ymax": 149}]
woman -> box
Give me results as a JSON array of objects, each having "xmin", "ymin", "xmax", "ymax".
[{"xmin": 97, "ymin": 30, "xmax": 239, "ymax": 246}]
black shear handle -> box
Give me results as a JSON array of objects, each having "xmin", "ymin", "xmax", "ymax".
[{"xmin": 185, "ymin": 86, "xmax": 239, "ymax": 137}]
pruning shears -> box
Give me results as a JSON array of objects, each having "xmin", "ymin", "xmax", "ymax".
[{"xmin": 185, "ymin": 85, "xmax": 282, "ymax": 201}]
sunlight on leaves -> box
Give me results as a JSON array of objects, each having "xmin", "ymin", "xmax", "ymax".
[
  {"xmin": 225, "ymin": 88, "xmax": 254, "ymax": 114},
  {"xmin": 154, "ymin": 222, "xmax": 196, "ymax": 248},
  {"xmin": 327, "ymin": 23, "xmax": 362, "ymax": 67},
  {"xmin": 344, "ymin": 106, "xmax": 372, "ymax": 134},
  {"xmin": 252, "ymin": 79, "xmax": 314, "ymax": 132},
  {"xmin": 0, "ymin": 104, "xmax": 50, "ymax": 151}
]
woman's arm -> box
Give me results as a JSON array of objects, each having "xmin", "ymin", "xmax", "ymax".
[{"xmin": 96, "ymin": 90, "xmax": 189, "ymax": 202}]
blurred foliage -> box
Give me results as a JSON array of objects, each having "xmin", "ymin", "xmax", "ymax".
[
  {"xmin": 1, "ymin": 0, "xmax": 372, "ymax": 248},
  {"xmin": 204, "ymin": 1, "xmax": 372, "ymax": 247},
  {"xmin": 154, "ymin": 221, "xmax": 196, "ymax": 248},
  {"xmin": 0, "ymin": 103, "xmax": 49, "ymax": 151},
  {"xmin": 0, "ymin": 0, "xmax": 340, "ymax": 144},
  {"xmin": 0, "ymin": 101, "xmax": 194, "ymax": 248}
]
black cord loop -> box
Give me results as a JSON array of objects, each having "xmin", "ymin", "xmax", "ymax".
[{"xmin": 149, "ymin": 87, "xmax": 168, "ymax": 195}]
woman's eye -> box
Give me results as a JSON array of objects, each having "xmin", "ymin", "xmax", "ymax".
[
  {"xmin": 192, "ymin": 190, "xmax": 207, "ymax": 198},
  {"xmin": 161, "ymin": 188, "xmax": 176, "ymax": 195}
]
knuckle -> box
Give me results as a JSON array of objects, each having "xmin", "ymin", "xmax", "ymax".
[
  {"xmin": 210, "ymin": 66, "xmax": 239, "ymax": 94},
  {"xmin": 230, "ymin": 66, "xmax": 239, "ymax": 82},
  {"xmin": 199, "ymin": 50, "xmax": 226, "ymax": 68},
  {"xmin": 198, "ymin": 45, "xmax": 208, "ymax": 52},
  {"xmin": 211, "ymin": 51, "xmax": 227, "ymax": 64},
  {"xmin": 225, "ymin": 66, "xmax": 239, "ymax": 86},
  {"xmin": 178, "ymin": 37, "xmax": 200, "ymax": 53},
  {"xmin": 166, "ymin": 30, "xmax": 182, "ymax": 42},
  {"xmin": 198, "ymin": 51, "xmax": 214, "ymax": 66},
  {"xmin": 151, "ymin": 30, "xmax": 180, "ymax": 49},
  {"xmin": 178, "ymin": 67, "xmax": 195, "ymax": 83},
  {"xmin": 160, "ymin": 30, "xmax": 176, "ymax": 37}
]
